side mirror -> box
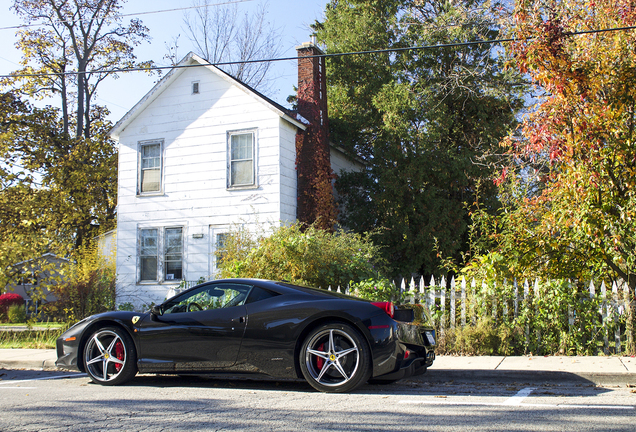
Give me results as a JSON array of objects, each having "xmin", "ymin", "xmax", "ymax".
[{"xmin": 151, "ymin": 305, "xmax": 163, "ymax": 317}]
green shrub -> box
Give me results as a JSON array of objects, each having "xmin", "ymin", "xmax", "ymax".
[
  {"xmin": 7, "ymin": 304, "xmax": 27, "ymax": 323},
  {"xmin": 435, "ymin": 318, "xmax": 526, "ymax": 356},
  {"xmin": 218, "ymin": 222, "xmax": 387, "ymax": 289},
  {"xmin": 350, "ymin": 278, "xmax": 398, "ymax": 302},
  {"xmin": 117, "ymin": 302, "xmax": 135, "ymax": 312},
  {"xmin": 50, "ymin": 240, "xmax": 116, "ymax": 324}
]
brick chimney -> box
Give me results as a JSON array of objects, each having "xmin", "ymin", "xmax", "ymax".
[{"xmin": 295, "ymin": 40, "xmax": 336, "ymax": 228}]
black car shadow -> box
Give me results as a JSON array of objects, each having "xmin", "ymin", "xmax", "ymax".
[{"xmin": 84, "ymin": 368, "xmax": 620, "ymax": 398}]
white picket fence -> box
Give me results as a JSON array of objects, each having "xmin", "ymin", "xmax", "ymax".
[{"xmin": 328, "ymin": 275, "xmax": 633, "ymax": 355}]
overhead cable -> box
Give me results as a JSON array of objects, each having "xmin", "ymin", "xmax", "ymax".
[{"xmin": 1, "ymin": 25, "xmax": 635, "ymax": 79}]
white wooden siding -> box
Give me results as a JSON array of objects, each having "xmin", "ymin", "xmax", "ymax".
[{"xmin": 115, "ymin": 65, "xmax": 298, "ymax": 307}]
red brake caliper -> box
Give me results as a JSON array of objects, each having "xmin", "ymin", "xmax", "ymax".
[
  {"xmin": 316, "ymin": 343, "xmax": 325, "ymax": 370},
  {"xmin": 115, "ymin": 341, "xmax": 124, "ymax": 372}
]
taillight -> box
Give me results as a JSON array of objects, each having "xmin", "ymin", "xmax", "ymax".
[{"xmin": 371, "ymin": 301, "xmax": 395, "ymax": 318}]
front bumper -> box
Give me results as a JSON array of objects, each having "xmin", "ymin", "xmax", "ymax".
[{"xmin": 55, "ymin": 335, "xmax": 81, "ymax": 371}]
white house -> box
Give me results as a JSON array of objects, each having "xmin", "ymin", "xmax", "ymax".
[{"xmin": 109, "ymin": 42, "xmax": 361, "ymax": 307}]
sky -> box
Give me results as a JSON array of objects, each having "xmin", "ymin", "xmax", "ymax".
[{"xmin": 0, "ymin": 0, "xmax": 329, "ymax": 122}]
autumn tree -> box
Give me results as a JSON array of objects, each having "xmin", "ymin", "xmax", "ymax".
[
  {"xmin": 1, "ymin": 1, "xmax": 151, "ymax": 292},
  {"xmin": 7, "ymin": 0, "xmax": 153, "ymax": 139},
  {"xmin": 0, "ymin": 92, "xmax": 117, "ymax": 291},
  {"xmin": 314, "ymin": 0, "xmax": 524, "ymax": 276},
  {"xmin": 182, "ymin": 0, "xmax": 283, "ymax": 93},
  {"xmin": 490, "ymin": 0, "xmax": 636, "ymax": 291}
]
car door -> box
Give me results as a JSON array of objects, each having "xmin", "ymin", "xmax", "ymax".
[{"xmin": 136, "ymin": 282, "xmax": 251, "ymax": 371}]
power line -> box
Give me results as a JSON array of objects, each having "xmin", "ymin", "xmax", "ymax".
[
  {"xmin": 0, "ymin": 0, "xmax": 254, "ymax": 31},
  {"xmin": 1, "ymin": 24, "xmax": 635, "ymax": 79}
]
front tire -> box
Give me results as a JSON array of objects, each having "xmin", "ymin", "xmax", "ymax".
[
  {"xmin": 84, "ymin": 327, "xmax": 137, "ymax": 385},
  {"xmin": 300, "ymin": 322, "xmax": 371, "ymax": 393}
]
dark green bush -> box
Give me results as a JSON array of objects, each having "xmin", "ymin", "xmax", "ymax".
[{"xmin": 218, "ymin": 222, "xmax": 387, "ymax": 289}]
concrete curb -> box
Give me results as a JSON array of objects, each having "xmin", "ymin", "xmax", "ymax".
[
  {"xmin": 0, "ymin": 359, "xmax": 58, "ymax": 370},
  {"xmin": 413, "ymin": 369, "xmax": 636, "ymax": 386},
  {"xmin": 0, "ymin": 349, "xmax": 57, "ymax": 371}
]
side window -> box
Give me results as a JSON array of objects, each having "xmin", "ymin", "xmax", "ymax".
[
  {"xmin": 245, "ymin": 287, "xmax": 279, "ymax": 304},
  {"xmin": 162, "ymin": 283, "xmax": 252, "ymax": 314},
  {"xmin": 228, "ymin": 131, "xmax": 255, "ymax": 188},
  {"xmin": 139, "ymin": 141, "xmax": 162, "ymax": 194}
]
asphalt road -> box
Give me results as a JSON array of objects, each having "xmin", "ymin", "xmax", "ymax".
[{"xmin": 1, "ymin": 369, "xmax": 635, "ymax": 431}]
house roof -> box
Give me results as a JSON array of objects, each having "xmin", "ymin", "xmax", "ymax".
[{"xmin": 109, "ymin": 52, "xmax": 307, "ymax": 140}]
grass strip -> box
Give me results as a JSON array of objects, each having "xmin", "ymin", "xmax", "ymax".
[{"xmin": 0, "ymin": 329, "xmax": 64, "ymax": 349}]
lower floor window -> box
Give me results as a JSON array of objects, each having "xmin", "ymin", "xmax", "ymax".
[{"xmin": 139, "ymin": 226, "xmax": 183, "ymax": 282}]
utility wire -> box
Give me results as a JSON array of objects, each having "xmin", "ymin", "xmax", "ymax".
[
  {"xmin": 1, "ymin": 24, "xmax": 635, "ymax": 79},
  {"xmin": 0, "ymin": 0, "xmax": 254, "ymax": 31}
]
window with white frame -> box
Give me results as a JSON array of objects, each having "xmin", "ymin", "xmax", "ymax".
[
  {"xmin": 228, "ymin": 131, "xmax": 255, "ymax": 188},
  {"xmin": 139, "ymin": 141, "xmax": 162, "ymax": 194},
  {"xmin": 139, "ymin": 227, "xmax": 183, "ymax": 282}
]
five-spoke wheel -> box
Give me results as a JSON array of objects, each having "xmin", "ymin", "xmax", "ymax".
[
  {"xmin": 84, "ymin": 327, "xmax": 137, "ymax": 385},
  {"xmin": 300, "ymin": 323, "xmax": 371, "ymax": 392}
]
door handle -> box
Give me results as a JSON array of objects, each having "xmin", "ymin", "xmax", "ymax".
[{"xmin": 239, "ymin": 316, "xmax": 246, "ymax": 323}]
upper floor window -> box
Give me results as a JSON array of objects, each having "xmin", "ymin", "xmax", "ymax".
[
  {"xmin": 139, "ymin": 141, "xmax": 162, "ymax": 194},
  {"xmin": 228, "ymin": 131, "xmax": 255, "ymax": 188}
]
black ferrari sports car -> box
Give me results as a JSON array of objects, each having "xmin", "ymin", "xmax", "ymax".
[{"xmin": 56, "ymin": 279, "xmax": 436, "ymax": 392}]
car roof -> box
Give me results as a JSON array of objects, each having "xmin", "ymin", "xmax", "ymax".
[{"xmin": 207, "ymin": 278, "xmax": 365, "ymax": 301}]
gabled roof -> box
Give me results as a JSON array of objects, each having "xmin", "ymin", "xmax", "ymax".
[{"xmin": 110, "ymin": 52, "xmax": 307, "ymax": 139}]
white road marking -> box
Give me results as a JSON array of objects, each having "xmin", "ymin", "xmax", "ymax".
[
  {"xmin": 398, "ymin": 400, "xmax": 634, "ymax": 410},
  {"xmin": 0, "ymin": 373, "xmax": 86, "ymax": 386},
  {"xmin": 502, "ymin": 387, "xmax": 536, "ymax": 405},
  {"xmin": 0, "ymin": 387, "xmax": 37, "ymax": 389}
]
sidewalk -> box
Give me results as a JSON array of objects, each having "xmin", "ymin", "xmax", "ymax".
[
  {"xmin": 1, "ymin": 349, "xmax": 635, "ymax": 385},
  {"xmin": 424, "ymin": 355, "xmax": 636, "ymax": 385}
]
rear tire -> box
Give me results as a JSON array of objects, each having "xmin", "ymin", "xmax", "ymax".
[
  {"xmin": 84, "ymin": 327, "xmax": 137, "ymax": 385},
  {"xmin": 299, "ymin": 322, "xmax": 371, "ymax": 393}
]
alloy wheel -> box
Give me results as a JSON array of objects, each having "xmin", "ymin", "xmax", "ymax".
[{"xmin": 84, "ymin": 329, "xmax": 127, "ymax": 383}]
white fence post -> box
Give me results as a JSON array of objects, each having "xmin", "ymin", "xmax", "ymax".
[
  {"xmin": 534, "ymin": 279, "xmax": 541, "ymax": 346},
  {"xmin": 514, "ymin": 278, "xmax": 519, "ymax": 319},
  {"xmin": 492, "ymin": 280, "xmax": 498, "ymax": 321},
  {"xmin": 601, "ymin": 281, "xmax": 608, "ymax": 354},
  {"xmin": 429, "ymin": 275, "xmax": 435, "ymax": 312},
  {"xmin": 450, "ymin": 276, "xmax": 456, "ymax": 328},
  {"xmin": 612, "ymin": 281, "xmax": 620, "ymax": 354},
  {"xmin": 409, "ymin": 277, "xmax": 416, "ymax": 304},
  {"xmin": 524, "ymin": 279, "xmax": 530, "ymax": 349},
  {"xmin": 461, "ymin": 276, "xmax": 466, "ymax": 327},
  {"xmin": 440, "ymin": 275, "xmax": 446, "ymax": 335},
  {"xmin": 471, "ymin": 278, "xmax": 477, "ymax": 326},
  {"xmin": 502, "ymin": 278, "xmax": 508, "ymax": 322}
]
